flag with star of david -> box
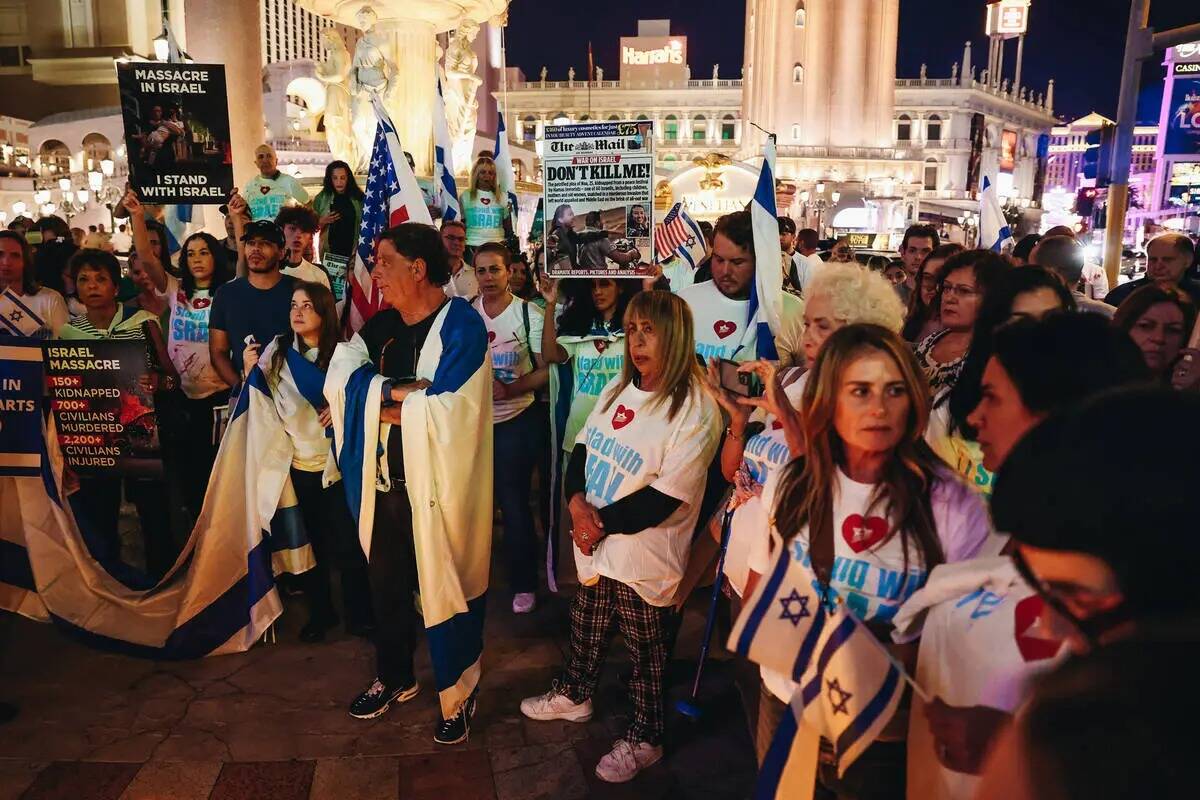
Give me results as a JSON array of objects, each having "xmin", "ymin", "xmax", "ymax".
[
  {"xmin": 729, "ymin": 544, "xmax": 906, "ymax": 791},
  {"xmin": 345, "ymin": 98, "xmax": 433, "ymax": 333}
]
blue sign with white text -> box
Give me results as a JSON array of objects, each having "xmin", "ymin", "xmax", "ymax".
[{"xmin": 0, "ymin": 338, "xmax": 45, "ymax": 477}]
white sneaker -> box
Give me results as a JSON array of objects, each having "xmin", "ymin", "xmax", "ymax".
[
  {"xmin": 520, "ymin": 688, "xmax": 593, "ymax": 722},
  {"xmin": 594, "ymin": 739, "xmax": 663, "ymax": 783},
  {"xmin": 512, "ymin": 592, "xmax": 536, "ymax": 614}
]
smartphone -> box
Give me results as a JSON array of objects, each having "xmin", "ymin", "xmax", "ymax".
[{"xmin": 719, "ymin": 359, "xmax": 763, "ymax": 398}]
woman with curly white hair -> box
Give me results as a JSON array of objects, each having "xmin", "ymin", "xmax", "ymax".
[{"xmin": 698, "ymin": 262, "xmax": 906, "ymax": 760}]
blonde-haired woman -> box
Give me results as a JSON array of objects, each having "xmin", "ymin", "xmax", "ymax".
[
  {"xmin": 704, "ymin": 263, "xmax": 907, "ymax": 612},
  {"xmin": 521, "ymin": 290, "xmax": 722, "ymax": 784},
  {"xmin": 750, "ymin": 324, "xmax": 991, "ymax": 790},
  {"xmin": 461, "ymin": 154, "xmax": 512, "ymax": 249}
]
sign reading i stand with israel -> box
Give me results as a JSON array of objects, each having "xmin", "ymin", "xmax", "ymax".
[
  {"xmin": 0, "ymin": 338, "xmax": 44, "ymax": 477},
  {"xmin": 979, "ymin": 176, "xmax": 1014, "ymax": 253},
  {"xmin": 729, "ymin": 545, "xmax": 908, "ymax": 798}
]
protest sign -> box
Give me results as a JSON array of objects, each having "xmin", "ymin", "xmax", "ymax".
[
  {"xmin": 116, "ymin": 63, "xmax": 233, "ymax": 205},
  {"xmin": 44, "ymin": 340, "xmax": 161, "ymax": 477},
  {"xmin": 323, "ymin": 253, "xmax": 350, "ymax": 303},
  {"xmin": 0, "ymin": 338, "xmax": 44, "ymax": 477},
  {"xmin": 543, "ymin": 121, "xmax": 654, "ymax": 278}
]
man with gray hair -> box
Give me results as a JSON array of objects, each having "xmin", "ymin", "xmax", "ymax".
[
  {"xmin": 1030, "ymin": 235, "xmax": 1115, "ymax": 318},
  {"xmin": 1104, "ymin": 232, "xmax": 1200, "ymax": 308}
]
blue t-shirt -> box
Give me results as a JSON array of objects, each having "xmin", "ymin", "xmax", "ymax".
[{"xmin": 210, "ymin": 274, "xmax": 296, "ymax": 374}]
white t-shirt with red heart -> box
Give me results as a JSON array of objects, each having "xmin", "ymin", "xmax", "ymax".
[
  {"xmin": 574, "ymin": 376, "xmax": 722, "ymax": 606},
  {"xmin": 750, "ymin": 465, "xmax": 992, "ymax": 701},
  {"xmin": 893, "ymin": 557, "xmax": 1066, "ymax": 800},
  {"xmin": 676, "ymin": 279, "xmax": 802, "ymax": 365},
  {"xmin": 473, "ymin": 294, "xmax": 544, "ymax": 424}
]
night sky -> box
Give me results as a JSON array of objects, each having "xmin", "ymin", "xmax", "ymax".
[{"xmin": 505, "ymin": 0, "xmax": 1195, "ymax": 124}]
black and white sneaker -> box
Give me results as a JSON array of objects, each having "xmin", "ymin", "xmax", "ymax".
[
  {"xmin": 433, "ymin": 693, "xmax": 477, "ymax": 745},
  {"xmin": 348, "ymin": 678, "xmax": 419, "ymax": 720}
]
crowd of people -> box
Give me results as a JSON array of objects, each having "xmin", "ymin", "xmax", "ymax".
[{"xmin": 3, "ymin": 149, "xmax": 1199, "ymax": 795}]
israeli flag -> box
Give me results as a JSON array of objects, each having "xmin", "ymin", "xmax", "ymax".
[
  {"xmin": 433, "ymin": 76, "xmax": 461, "ymax": 222},
  {"xmin": 163, "ymin": 203, "xmax": 193, "ymax": 257},
  {"xmin": 748, "ymin": 138, "xmax": 785, "ymax": 360},
  {"xmin": 979, "ymin": 176, "xmax": 1014, "ymax": 253},
  {"xmin": 493, "ymin": 112, "xmax": 519, "ymax": 225},
  {"xmin": 729, "ymin": 545, "xmax": 906, "ymax": 794}
]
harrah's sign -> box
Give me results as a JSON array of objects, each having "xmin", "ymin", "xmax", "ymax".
[
  {"xmin": 618, "ymin": 36, "xmax": 688, "ymax": 83},
  {"xmin": 622, "ymin": 41, "xmax": 683, "ymax": 66}
]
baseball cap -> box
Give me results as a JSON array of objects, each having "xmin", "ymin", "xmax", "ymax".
[{"xmin": 240, "ymin": 220, "xmax": 284, "ymax": 247}]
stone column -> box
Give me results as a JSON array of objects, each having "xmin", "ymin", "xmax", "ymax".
[
  {"xmin": 184, "ymin": 0, "xmax": 264, "ymax": 190},
  {"xmin": 384, "ymin": 21, "xmax": 437, "ymax": 175},
  {"xmin": 734, "ymin": 118, "xmax": 743, "ymax": 145}
]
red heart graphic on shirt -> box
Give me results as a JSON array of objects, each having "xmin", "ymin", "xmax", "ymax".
[
  {"xmin": 260, "ymin": 185, "xmax": 271, "ymax": 195},
  {"xmin": 1014, "ymin": 595, "xmax": 1064, "ymax": 662},
  {"xmin": 487, "ymin": 331, "xmax": 496, "ymax": 343},
  {"xmin": 481, "ymin": 196, "xmax": 491, "ymax": 205},
  {"xmin": 713, "ymin": 320, "xmax": 737, "ymax": 339},
  {"xmin": 612, "ymin": 404, "xmax": 635, "ymax": 430},
  {"xmin": 841, "ymin": 514, "xmax": 889, "ymax": 553},
  {"xmin": 192, "ymin": 297, "xmax": 211, "ymax": 309},
  {"xmin": 594, "ymin": 340, "xmax": 608, "ymax": 354},
  {"xmin": 771, "ymin": 419, "xmax": 783, "ymax": 431}
]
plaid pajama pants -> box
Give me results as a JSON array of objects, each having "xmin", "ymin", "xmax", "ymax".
[{"xmin": 559, "ymin": 576, "xmax": 674, "ymax": 746}]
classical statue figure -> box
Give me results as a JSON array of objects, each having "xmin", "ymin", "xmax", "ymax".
[
  {"xmin": 712, "ymin": 63, "xmax": 719, "ymax": 80},
  {"xmin": 595, "ymin": 65, "xmax": 603, "ymax": 82},
  {"xmin": 442, "ymin": 19, "xmax": 482, "ymax": 174},
  {"xmin": 568, "ymin": 66, "xmax": 575, "ymax": 85},
  {"xmin": 349, "ymin": 5, "xmax": 395, "ymax": 173},
  {"xmin": 317, "ymin": 28, "xmax": 356, "ymax": 168},
  {"xmin": 540, "ymin": 65, "xmax": 547, "ymax": 85}
]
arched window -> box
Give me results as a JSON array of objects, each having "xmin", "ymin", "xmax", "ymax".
[
  {"xmin": 795, "ymin": 2, "xmax": 806, "ymax": 27},
  {"xmin": 607, "ymin": 114, "xmax": 620, "ymax": 121},
  {"xmin": 38, "ymin": 139, "xmax": 71, "ymax": 175},
  {"xmin": 636, "ymin": 114, "xmax": 649, "ymax": 121},
  {"xmin": 665, "ymin": 114, "xmax": 679, "ymax": 141},
  {"xmin": 791, "ymin": 124, "xmax": 801, "ymax": 141},
  {"xmin": 692, "ymin": 114, "xmax": 706, "ymax": 141},
  {"xmin": 721, "ymin": 114, "xmax": 736, "ymax": 141},
  {"xmin": 579, "ymin": 114, "xmax": 591, "ymax": 121},
  {"xmin": 552, "ymin": 112, "xmax": 569, "ymax": 125},
  {"xmin": 81, "ymin": 133, "xmax": 112, "ymax": 168},
  {"xmin": 521, "ymin": 115, "xmax": 537, "ymax": 142},
  {"xmin": 664, "ymin": 153, "xmax": 678, "ymax": 163},
  {"xmin": 792, "ymin": 64, "xmax": 804, "ymax": 84},
  {"xmin": 897, "ymin": 115, "xmax": 912, "ymax": 142},
  {"xmin": 926, "ymin": 114, "xmax": 942, "ymax": 142},
  {"xmin": 923, "ymin": 158, "xmax": 939, "ymax": 191}
]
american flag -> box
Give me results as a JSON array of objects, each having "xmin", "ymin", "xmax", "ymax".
[
  {"xmin": 346, "ymin": 100, "xmax": 433, "ymax": 332},
  {"xmin": 654, "ymin": 202, "xmax": 705, "ymax": 266}
]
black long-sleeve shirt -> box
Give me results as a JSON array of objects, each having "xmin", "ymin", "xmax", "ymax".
[{"xmin": 564, "ymin": 444, "xmax": 682, "ymax": 534}]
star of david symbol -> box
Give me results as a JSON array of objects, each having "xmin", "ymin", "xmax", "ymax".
[
  {"xmin": 685, "ymin": 236, "xmax": 696, "ymax": 248},
  {"xmin": 778, "ymin": 588, "xmax": 811, "ymax": 626},
  {"xmin": 8, "ymin": 310, "xmax": 22, "ymax": 322},
  {"xmin": 826, "ymin": 678, "xmax": 852, "ymax": 715}
]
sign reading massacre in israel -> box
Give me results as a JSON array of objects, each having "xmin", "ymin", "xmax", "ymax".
[{"xmin": 116, "ymin": 62, "xmax": 234, "ymax": 204}]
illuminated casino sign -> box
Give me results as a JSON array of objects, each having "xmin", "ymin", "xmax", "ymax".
[
  {"xmin": 986, "ymin": 0, "xmax": 1030, "ymax": 38},
  {"xmin": 618, "ymin": 36, "xmax": 688, "ymax": 84}
]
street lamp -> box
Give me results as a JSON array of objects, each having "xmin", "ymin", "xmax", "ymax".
[
  {"xmin": 76, "ymin": 189, "xmax": 90, "ymax": 206},
  {"xmin": 12, "ymin": 201, "xmax": 26, "ymax": 217},
  {"xmin": 153, "ymin": 30, "xmax": 170, "ymax": 61},
  {"xmin": 100, "ymin": 158, "xmax": 114, "ymax": 177},
  {"xmin": 57, "ymin": 177, "xmax": 71, "ymax": 193},
  {"xmin": 33, "ymin": 188, "xmax": 50, "ymax": 206}
]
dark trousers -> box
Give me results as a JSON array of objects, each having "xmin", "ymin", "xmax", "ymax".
[
  {"xmin": 179, "ymin": 392, "xmax": 227, "ymax": 518},
  {"xmin": 815, "ymin": 740, "xmax": 907, "ymax": 800},
  {"xmin": 75, "ymin": 475, "xmax": 175, "ymax": 578},
  {"xmin": 560, "ymin": 577, "xmax": 673, "ymax": 745},
  {"xmin": 368, "ymin": 487, "xmax": 419, "ymax": 688},
  {"xmin": 493, "ymin": 404, "xmax": 542, "ymax": 594},
  {"xmin": 289, "ymin": 468, "xmax": 372, "ymax": 626}
]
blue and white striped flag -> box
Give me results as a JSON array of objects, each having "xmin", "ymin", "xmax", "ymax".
[
  {"xmin": 493, "ymin": 112, "xmax": 519, "ymax": 225},
  {"xmin": 979, "ymin": 176, "xmax": 1013, "ymax": 252},
  {"xmin": 748, "ymin": 138, "xmax": 785, "ymax": 360},
  {"xmin": 433, "ymin": 76, "xmax": 461, "ymax": 222},
  {"xmin": 729, "ymin": 544, "xmax": 907, "ymax": 795},
  {"xmin": 162, "ymin": 202, "xmax": 193, "ymax": 257}
]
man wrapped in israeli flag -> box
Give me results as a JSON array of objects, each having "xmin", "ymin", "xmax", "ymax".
[{"xmin": 325, "ymin": 222, "xmax": 493, "ymax": 745}]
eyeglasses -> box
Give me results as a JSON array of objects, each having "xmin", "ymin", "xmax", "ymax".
[{"xmin": 941, "ymin": 282, "xmax": 979, "ymax": 299}]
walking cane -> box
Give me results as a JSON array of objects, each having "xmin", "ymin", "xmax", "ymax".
[{"xmin": 676, "ymin": 506, "xmax": 735, "ymax": 721}]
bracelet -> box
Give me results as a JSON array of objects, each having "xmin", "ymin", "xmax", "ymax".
[{"xmin": 726, "ymin": 425, "xmax": 744, "ymax": 440}]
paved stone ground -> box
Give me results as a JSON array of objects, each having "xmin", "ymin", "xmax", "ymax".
[{"xmin": 0, "ymin": 560, "xmax": 758, "ymax": 799}]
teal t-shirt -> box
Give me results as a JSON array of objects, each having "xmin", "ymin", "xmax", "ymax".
[
  {"xmin": 462, "ymin": 190, "xmax": 509, "ymax": 246},
  {"xmin": 559, "ymin": 331, "xmax": 625, "ymax": 453}
]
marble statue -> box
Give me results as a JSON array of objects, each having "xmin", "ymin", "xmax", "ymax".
[
  {"xmin": 712, "ymin": 63, "xmax": 719, "ymax": 80},
  {"xmin": 595, "ymin": 65, "xmax": 603, "ymax": 81},
  {"xmin": 951, "ymin": 62, "xmax": 958, "ymax": 81},
  {"xmin": 316, "ymin": 28, "xmax": 356, "ymax": 168},
  {"xmin": 540, "ymin": 65, "xmax": 547, "ymax": 85},
  {"xmin": 568, "ymin": 66, "xmax": 575, "ymax": 85},
  {"xmin": 349, "ymin": 5, "xmax": 395, "ymax": 173},
  {"xmin": 442, "ymin": 19, "xmax": 482, "ymax": 173},
  {"xmin": 920, "ymin": 63, "xmax": 927, "ymax": 80}
]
